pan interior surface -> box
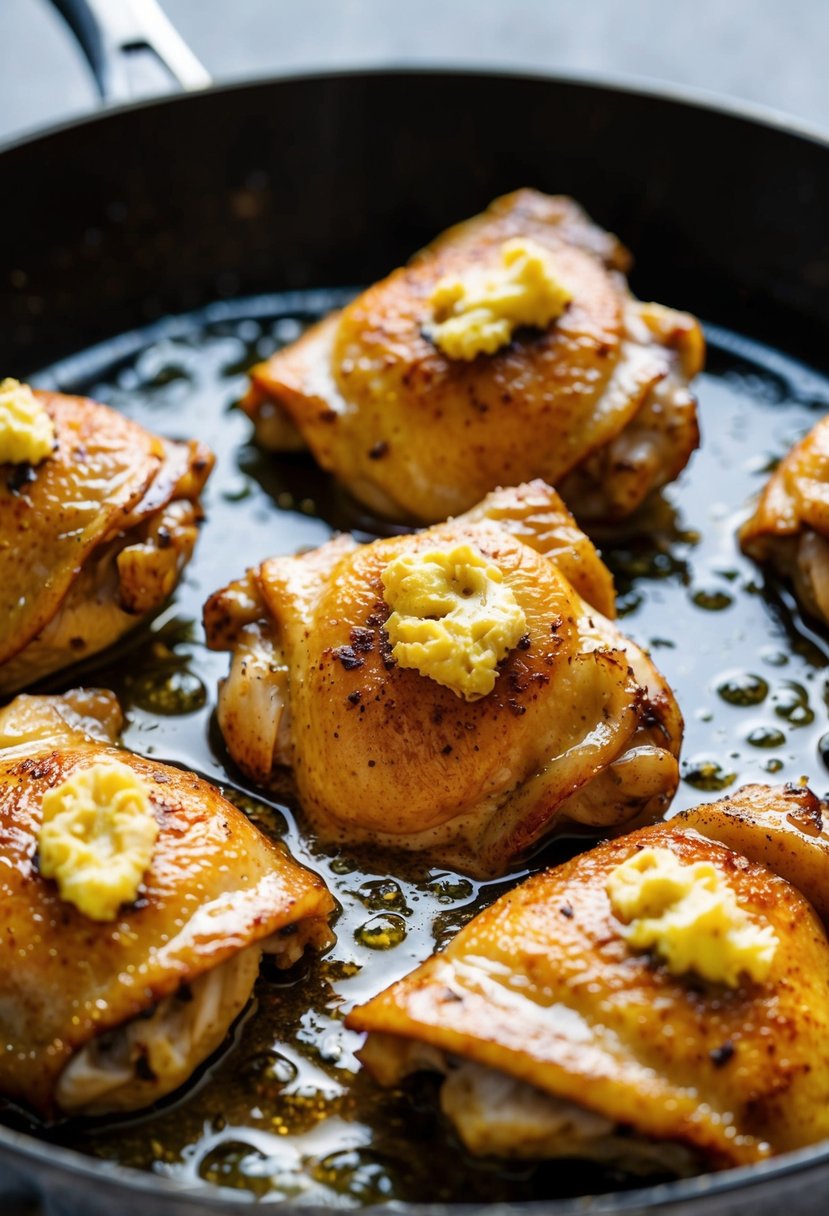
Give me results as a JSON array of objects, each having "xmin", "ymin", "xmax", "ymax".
[
  {"xmin": 2, "ymin": 288, "xmax": 829, "ymax": 1207},
  {"xmin": 4, "ymin": 63, "xmax": 829, "ymax": 1216}
]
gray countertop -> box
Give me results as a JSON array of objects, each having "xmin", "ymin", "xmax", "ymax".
[
  {"xmin": 1, "ymin": 0, "xmax": 827, "ymax": 1212},
  {"xmin": 2, "ymin": 0, "xmax": 829, "ymax": 144}
]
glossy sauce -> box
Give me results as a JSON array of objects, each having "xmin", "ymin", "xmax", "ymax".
[{"xmin": 5, "ymin": 293, "xmax": 829, "ymax": 1204}]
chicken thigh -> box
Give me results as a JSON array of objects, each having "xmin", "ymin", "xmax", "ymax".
[
  {"xmin": 243, "ymin": 189, "xmax": 703, "ymax": 523},
  {"xmin": 0, "ymin": 388, "xmax": 214, "ymax": 693},
  {"xmin": 204, "ymin": 481, "xmax": 681, "ymax": 876},
  {"xmin": 347, "ymin": 783, "xmax": 829, "ymax": 1173},
  {"xmin": 740, "ymin": 414, "xmax": 829, "ymax": 624},
  {"xmin": 0, "ymin": 691, "xmax": 335, "ymax": 1119}
]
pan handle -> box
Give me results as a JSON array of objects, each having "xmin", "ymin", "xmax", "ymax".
[{"xmin": 49, "ymin": 0, "xmax": 211, "ymax": 102}]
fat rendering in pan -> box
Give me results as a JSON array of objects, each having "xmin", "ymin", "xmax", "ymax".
[
  {"xmin": 243, "ymin": 189, "xmax": 703, "ymax": 524},
  {"xmin": 347, "ymin": 783, "xmax": 829, "ymax": 1173},
  {"xmin": 204, "ymin": 480, "xmax": 681, "ymax": 877},
  {"xmin": 0, "ymin": 690, "xmax": 335, "ymax": 1119}
]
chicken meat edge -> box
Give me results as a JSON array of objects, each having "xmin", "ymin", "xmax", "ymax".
[
  {"xmin": 0, "ymin": 498, "xmax": 206, "ymax": 696},
  {"xmin": 362, "ymin": 1037, "xmax": 698, "ymax": 1176},
  {"xmin": 55, "ymin": 917, "xmax": 332, "ymax": 1117}
]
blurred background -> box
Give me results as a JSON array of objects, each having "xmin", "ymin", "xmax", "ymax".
[{"xmin": 1, "ymin": 0, "xmax": 828, "ymax": 143}]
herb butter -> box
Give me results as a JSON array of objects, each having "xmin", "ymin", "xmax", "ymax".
[
  {"xmin": 606, "ymin": 845, "xmax": 777, "ymax": 987},
  {"xmin": 38, "ymin": 761, "xmax": 158, "ymax": 922},
  {"xmin": 428, "ymin": 237, "xmax": 572, "ymax": 361},
  {"xmin": 382, "ymin": 543, "xmax": 527, "ymax": 701},
  {"xmin": 0, "ymin": 378, "xmax": 55, "ymax": 466}
]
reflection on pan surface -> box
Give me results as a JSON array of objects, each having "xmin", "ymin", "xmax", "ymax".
[{"xmin": 7, "ymin": 290, "xmax": 829, "ymax": 1204}]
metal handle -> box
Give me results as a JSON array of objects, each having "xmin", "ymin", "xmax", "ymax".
[{"xmin": 50, "ymin": 0, "xmax": 211, "ymax": 103}]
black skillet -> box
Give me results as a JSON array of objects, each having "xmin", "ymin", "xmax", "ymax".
[{"xmin": 4, "ymin": 1, "xmax": 829, "ymax": 1213}]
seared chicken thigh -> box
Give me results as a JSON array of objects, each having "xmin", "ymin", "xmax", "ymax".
[
  {"xmin": 347, "ymin": 783, "xmax": 829, "ymax": 1173},
  {"xmin": 0, "ymin": 691, "xmax": 335, "ymax": 1118},
  {"xmin": 0, "ymin": 389, "xmax": 214, "ymax": 693},
  {"xmin": 204, "ymin": 481, "xmax": 681, "ymax": 876},
  {"xmin": 243, "ymin": 189, "xmax": 703, "ymax": 523},
  {"xmin": 740, "ymin": 414, "xmax": 829, "ymax": 624}
]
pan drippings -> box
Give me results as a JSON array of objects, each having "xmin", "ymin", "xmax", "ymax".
[{"xmin": 5, "ymin": 293, "xmax": 829, "ymax": 1203}]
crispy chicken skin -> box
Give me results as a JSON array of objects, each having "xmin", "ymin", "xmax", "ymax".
[
  {"xmin": 740, "ymin": 415, "xmax": 829, "ymax": 624},
  {"xmin": 0, "ymin": 391, "xmax": 214, "ymax": 694},
  {"xmin": 677, "ymin": 781, "xmax": 829, "ymax": 923},
  {"xmin": 0, "ymin": 691, "xmax": 335, "ymax": 1118},
  {"xmin": 204, "ymin": 481, "xmax": 681, "ymax": 877},
  {"xmin": 243, "ymin": 189, "xmax": 703, "ymax": 524},
  {"xmin": 347, "ymin": 784, "xmax": 829, "ymax": 1172}
]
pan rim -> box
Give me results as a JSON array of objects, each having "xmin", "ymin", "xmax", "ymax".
[
  {"xmin": 4, "ymin": 61, "xmax": 829, "ymax": 1213},
  {"xmin": 2, "ymin": 61, "xmax": 829, "ymax": 156},
  {"xmin": 4, "ymin": 1111, "xmax": 829, "ymax": 1213}
]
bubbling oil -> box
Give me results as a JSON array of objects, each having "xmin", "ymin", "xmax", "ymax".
[{"xmin": 5, "ymin": 295, "xmax": 829, "ymax": 1204}]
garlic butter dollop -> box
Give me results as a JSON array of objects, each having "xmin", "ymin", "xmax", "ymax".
[
  {"xmin": 0, "ymin": 378, "xmax": 55, "ymax": 466},
  {"xmin": 428, "ymin": 237, "xmax": 572, "ymax": 361},
  {"xmin": 38, "ymin": 761, "xmax": 158, "ymax": 922},
  {"xmin": 606, "ymin": 845, "xmax": 778, "ymax": 987},
  {"xmin": 382, "ymin": 543, "xmax": 527, "ymax": 701}
]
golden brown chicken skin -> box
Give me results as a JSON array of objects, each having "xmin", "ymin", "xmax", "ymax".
[
  {"xmin": 204, "ymin": 481, "xmax": 681, "ymax": 877},
  {"xmin": 0, "ymin": 390, "xmax": 214, "ymax": 694},
  {"xmin": 740, "ymin": 414, "xmax": 829, "ymax": 624},
  {"xmin": 347, "ymin": 784, "xmax": 829, "ymax": 1174},
  {"xmin": 243, "ymin": 189, "xmax": 703, "ymax": 524},
  {"xmin": 0, "ymin": 691, "xmax": 335, "ymax": 1119}
]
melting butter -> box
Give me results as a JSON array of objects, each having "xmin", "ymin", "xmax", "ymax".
[
  {"xmin": 606, "ymin": 845, "xmax": 778, "ymax": 987},
  {"xmin": 38, "ymin": 761, "xmax": 158, "ymax": 921},
  {"xmin": 0, "ymin": 379, "xmax": 55, "ymax": 466},
  {"xmin": 428, "ymin": 237, "xmax": 572, "ymax": 360},
  {"xmin": 382, "ymin": 543, "xmax": 527, "ymax": 701}
]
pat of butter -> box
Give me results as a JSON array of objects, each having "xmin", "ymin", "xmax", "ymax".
[
  {"xmin": 382, "ymin": 543, "xmax": 527, "ymax": 701},
  {"xmin": 606, "ymin": 845, "xmax": 777, "ymax": 987},
  {"xmin": 38, "ymin": 761, "xmax": 158, "ymax": 922},
  {"xmin": 428, "ymin": 238, "xmax": 572, "ymax": 361},
  {"xmin": 0, "ymin": 378, "xmax": 55, "ymax": 466}
]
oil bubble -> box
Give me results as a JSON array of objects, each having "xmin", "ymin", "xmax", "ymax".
[
  {"xmin": 716, "ymin": 671, "xmax": 768, "ymax": 707},
  {"xmin": 773, "ymin": 681, "xmax": 814, "ymax": 726},
  {"xmin": 355, "ymin": 914, "xmax": 407, "ymax": 950},
  {"xmin": 311, "ymin": 1149, "xmax": 396, "ymax": 1203},
  {"xmin": 329, "ymin": 855, "xmax": 358, "ymax": 876},
  {"xmin": 427, "ymin": 876, "xmax": 475, "ymax": 905},
  {"xmin": 353, "ymin": 879, "xmax": 410, "ymax": 915},
  {"xmin": 682, "ymin": 758, "xmax": 737, "ymax": 792},
  {"xmin": 198, "ymin": 1141, "xmax": 273, "ymax": 1196},
  {"xmin": 746, "ymin": 726, "xmax": 786, "ymax": 749},
  {"xmin": 691, "ymin": 587, "xmax": 733, "ymax": 611},
  {"xmin": 242, "ymin": 1050, "xmax": 299, "ymax": 1095}
]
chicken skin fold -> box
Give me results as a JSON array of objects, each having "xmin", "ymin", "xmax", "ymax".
[
  {"xmin": 0, "ymin": 691, "xmax": 335, "ymax": 1119},
  {"xmin": 740, "ymin": 414, "xmax": 829, "ymax": 625},
  {"xmin": 204, "ymin": 481, "xmax": 681, "ymax": 877},
  {"xmin": 243, "ymin": 189, "xmax": 703, "ymax": 524},
  {"xmin": 0, "ymin": 390, "xmax": 214, "ymax": 694},
  {"xmin": 347, "ymin": 783, "xmax": 829, "ymax": 1174}
]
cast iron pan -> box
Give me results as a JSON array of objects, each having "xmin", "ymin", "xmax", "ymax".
[{"xmin": 4, "ymin": 2, "xmax": 829, "ymax": 1213}]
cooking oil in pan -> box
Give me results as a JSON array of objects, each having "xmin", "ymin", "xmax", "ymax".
[{"xmin": 5, "ymin": 293, "xmax": 829, "ymax": 1203}]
